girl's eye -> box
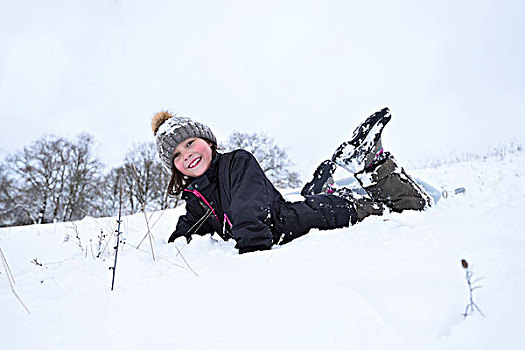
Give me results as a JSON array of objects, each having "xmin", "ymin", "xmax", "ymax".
[
  {"xmin": 186, "ymin": 140, "xmax": 194, "ymax": 147},
  {"xmin": 173, "ymin": 152, "xmax": 180, "ymax": 159}
]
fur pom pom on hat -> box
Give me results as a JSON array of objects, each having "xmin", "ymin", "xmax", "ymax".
[{"xmin": 152, "ymin": 111, "xmax": 217, "ymax": 171}]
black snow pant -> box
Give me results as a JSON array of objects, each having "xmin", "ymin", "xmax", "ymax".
[{"xmin": 274, "ymin": 194, "xmax": 358, "ymax": 245}]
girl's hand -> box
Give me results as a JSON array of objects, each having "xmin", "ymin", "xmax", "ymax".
[{"xmin": 168, "ymin": 231, "xmax": 191, "ymax": 244}]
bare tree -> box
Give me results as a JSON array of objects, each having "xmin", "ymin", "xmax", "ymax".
[
  {"xmin": 4, "ymin": 134, "xmax": 102, "ymax": 225},
  {"xmin": 0, "ymin": 164, "xmax": 18, "ymax": 226},
  {"xmin": 220, "ymin": 132, "xmax": 302, "ymax": 188},
  {"xmin": 0, "ymin": 161, "xmax": 41, "ymax": 226},
  {"xmin": 6, "ymin": 135, "xmax": 69, "ymax": 224},
  {"xmin": 90, "ymin": 167, "xmax": 122, "ymax": 218},
  {"xmin": 123, "ymin": 142, "xmax": 171, "ymax": 212},
  {"xmin": 61, "ymin": 133, "xmax": 103, "ymax": 221}
]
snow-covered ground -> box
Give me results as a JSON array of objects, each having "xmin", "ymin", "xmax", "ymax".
[{"xmin": 1, "ymin": 151, "xmax": 524, "ymax": 350}]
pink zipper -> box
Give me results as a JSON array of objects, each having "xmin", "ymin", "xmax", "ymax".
[{"xmin": 184, "ymin": 189, "xmax": 233, "ymax": 229}]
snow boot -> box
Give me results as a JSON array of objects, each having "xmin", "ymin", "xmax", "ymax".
[
  {"xmin": 331, "ymin": 187, "xmax": 387, "ymax": 222},
  {"xmin": 332, "ymin": 107, "xmax": 391, "ymax": 174},
  {"xmin": 354, "ymin": 153, "xmax": 433, "ymax": 212},
  {"xmin": 301, "ymin": 160, "xmax": 337, "ymax": 196},
  {"xmin": 363, "ymin": 138, "xmax": 384, "ymax": 169}
]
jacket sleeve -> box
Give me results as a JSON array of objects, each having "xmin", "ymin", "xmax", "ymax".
[
  {"xmin": 228, "ymin": 150, "xmax": 275, "ymax": 253},
  {"xmin": 171, "ymin": 196, "xmax": 215, "ymax": 242}
]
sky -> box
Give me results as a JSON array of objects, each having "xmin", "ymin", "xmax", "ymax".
[{"xmin": 1, "ymin": 0, "xmax": 524, "ymax": 177}]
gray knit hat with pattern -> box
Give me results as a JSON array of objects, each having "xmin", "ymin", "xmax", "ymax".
[{"xmin": 151, "ymin": 111, "xmax": 217, "ymax": 172}]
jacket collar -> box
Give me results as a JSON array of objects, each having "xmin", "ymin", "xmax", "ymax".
[{"xmin": 186, "ymin": 153, "xmax": 220, "ymax": 192}]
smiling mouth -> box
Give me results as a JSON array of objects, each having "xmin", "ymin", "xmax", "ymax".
[{"xmin": 188, "ymin": 157, "xmax": 201, "ymax": 169}]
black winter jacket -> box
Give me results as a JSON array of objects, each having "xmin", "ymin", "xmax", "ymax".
[{"xmin": 171, "ymin": 150, "xmax": 356, "ymax": 253}]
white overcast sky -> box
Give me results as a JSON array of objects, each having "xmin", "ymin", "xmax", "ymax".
[{"xmin": 1, "ymin": 0, "xmax": 524, "ymax": 177}]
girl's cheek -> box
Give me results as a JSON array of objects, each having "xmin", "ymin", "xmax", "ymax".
[{"xmin": 174, "ymin": 160, "xmax": 183, "ymax": 173}]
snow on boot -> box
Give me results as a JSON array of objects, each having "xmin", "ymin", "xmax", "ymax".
[
  {"xmin": 332, "ymin": 107, "xmax": 391, "ymax": 174},
  {"xmin": 301, "ymin": 159, "xmax": 337, "ymax": 196},
  {"xmin": 332, "ymin": 187, "xmax": 387, "ymax": 222}
]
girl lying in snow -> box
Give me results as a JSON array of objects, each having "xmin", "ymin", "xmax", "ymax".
[{"xmin": 152, "ymin": 108, "xmax": 433, "ymax": 254}]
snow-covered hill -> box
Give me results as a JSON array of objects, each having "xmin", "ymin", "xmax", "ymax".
[{"xmin": 1, "ymin": 151, "xmax": 524, "ymax": 350}]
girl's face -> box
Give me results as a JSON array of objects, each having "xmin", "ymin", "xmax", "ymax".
[{"xmin": 172, "ymin": 137, "xmax": 213, "ymax": 178}]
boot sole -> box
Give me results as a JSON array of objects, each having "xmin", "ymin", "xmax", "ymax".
[
  {"xmin": 301, "ymin": 160, "xmax": 337, "ymax": 196},
  {"xmin": 332, "ymin": 108, "xmax": 392, "ymax": 171}
]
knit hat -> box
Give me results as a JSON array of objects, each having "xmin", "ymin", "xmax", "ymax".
[{"xmin": 151, "ymin": 111, "xmax": 217, "ymax": 171}]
